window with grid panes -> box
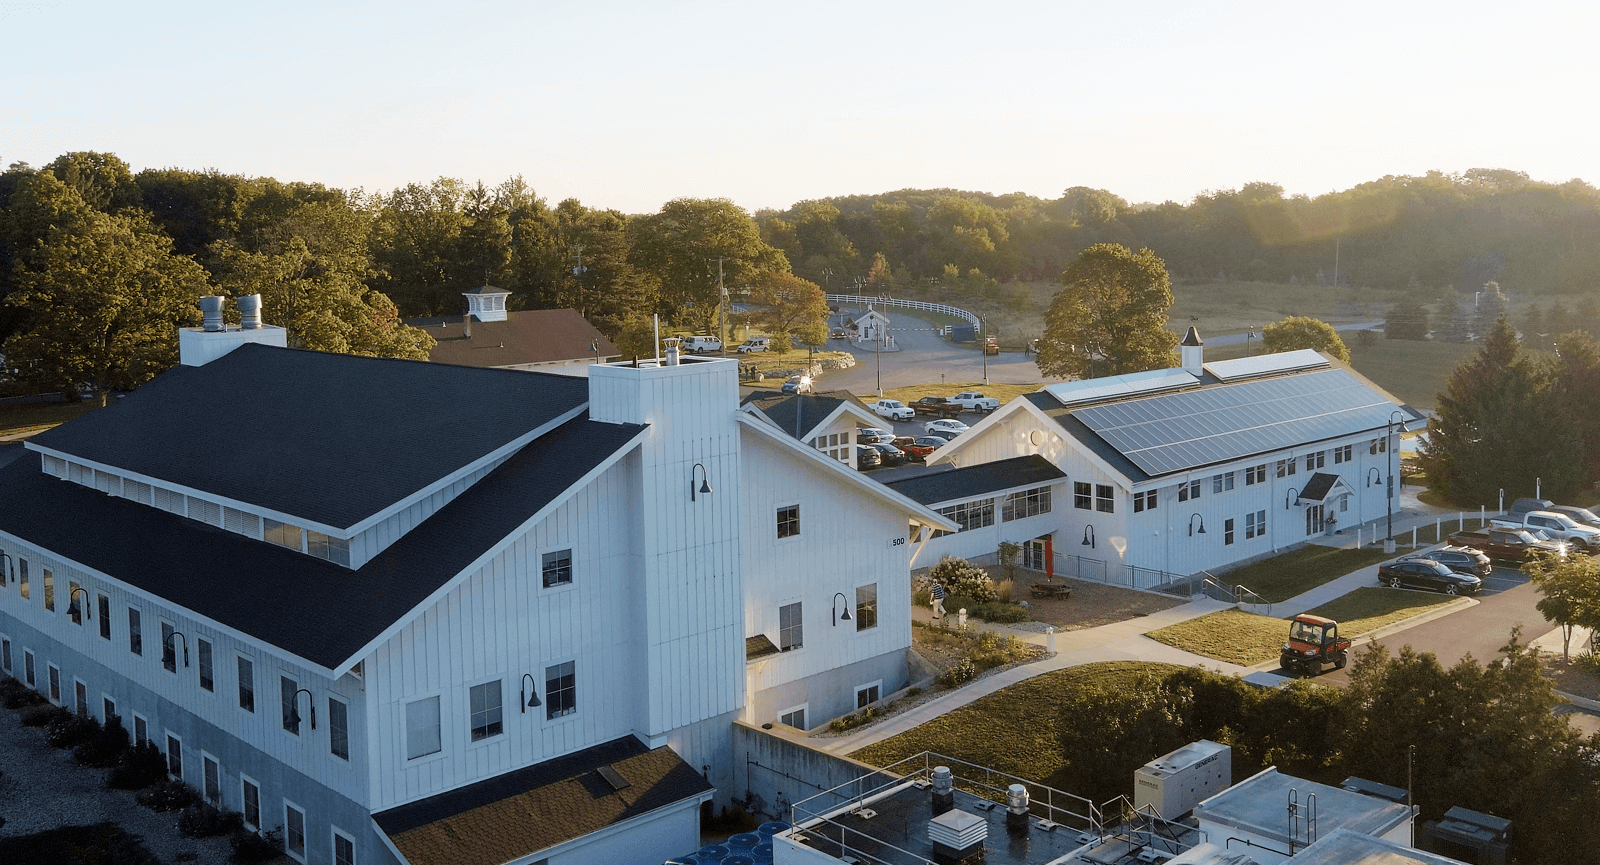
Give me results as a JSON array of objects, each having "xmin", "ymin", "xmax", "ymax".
[
  {"xmin": 1307, "ymin": 451, "xmax": 1325, "ymax": 469},
  {"xmin": 1245, "ymin": 464, "xmax": 1266, "ymax": 485},
  {"xmin": 1177, "ymin": 480, "xmax": 1200, "ymax": 502},
  {"xmin": 167, "ymin": 734, "xmax": 182, "ymax": 779},
  {"xmin": 545, "ymin": 662, "xmax": 576, "ymax": 719},
  {"xmin": 780, "ymin": 707, "xmax": 806, "ymax": 729},
  {"xmin": 334, "ymin": 832, "xmax": 355, "ymax": 865},
  {"xmin": 541, "ymin": 550, "xmax": 572, "ymax": 588},
  {"xmin": 198, "ymin": 639, "xmax": 213, "ymax": 691},
  {"xmin": 777, "ymin": 505, "xmax": 800, "ymax": 539},
  {"xmin": 238, "ymin": 656, "xmax": 254, "ymax": 712},
  {"xmin": 204, "ymin": 755, "xmax": 220, "ymax": 803},
  {"xmin": 1213, "ymin": 472, "xmax": 1234, "ymax": 493},
  {"xmin": 329, "ymin": 697, "xmax": 350, "ymax": 759},
  {"xmin": 98, "ymin": 595, "xmax": 111, "ymax": 639},
  {"xmin": 1002, "ymin": 486, "xmax": 1051, "ymax": 521},
  {"xmin": 48, "ymin": 665, "xmax": 59, "ymax": 702},
  {"xmin": 779, "ymin": 602, "xmax": 803, "ymax": 651},
  {"xmin": 75, "ymin": 680, "xmax": 87, "ymax": 715},
  {"xmin": 1276, "ymin": 457, "xmax": 1296, "ymax": 478},
  {"xmin": 1224, "ymin": 518, "xmax": 1235, "ymax": 545},
  {"xmin": 43, "ymin": 568, "xmax": 53, "ymax": 611},
  {"xmin": 469, "ymin": 681, "xmax": 503, "ymax": 741},
  {"xmin": 1334, "ymin": 444, "xmax": 1352, "ymax": 464},
  {"xmin": 1073, "ymin": 481, "xmax": 1091, "ymax": 509},
  {"xmin": 1133, "ymin": 491, "xmax": 1157, "ymax": 513},
  {"xmin": 1095, "ymin": 485, "xmax": 1114, "ymax": 513},
  {"xmin": 128, "ymin": 608, "xmax": 142, "ymax": 655},
  {"xmin": 285, "ymin": 803, "xmax": 305, "ymax": 860},
  {"xmin": 855, "ymin": 584, "xmax": 877, "ymax": 631},
  {"xmin": 18, "ymin": 558, "xmax": 27, "ymax": 599},
  {"xmin": 242, "ymin": 778, "xmax": 260, "ymax": 830}
]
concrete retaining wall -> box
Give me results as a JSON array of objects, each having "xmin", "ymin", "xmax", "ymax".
[{"xmin": 732, "ymin": 720, "xmax": 889, "ymax": 822}]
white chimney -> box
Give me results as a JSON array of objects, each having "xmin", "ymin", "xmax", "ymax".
[
  {"xmin": 200, "ymin": 296, "xmax": 226, "ymax": 332},
  {"xmin": 1181, "ymin": 326, "xmax": 1204, "ymax": 376},
  {"xmin": 237, "ymin": 294, "xmax": 263, "ymax": 329},
  {"xmin": 179, "ymin": 296, "xmax": 289, "ymax": 366}
]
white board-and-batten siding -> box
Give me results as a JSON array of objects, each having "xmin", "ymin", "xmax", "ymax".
[{"xmin": 346, "ymin": 458, "xmax": 501, "ymax": 569}]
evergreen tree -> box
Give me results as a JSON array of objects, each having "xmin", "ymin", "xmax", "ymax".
[
  {"xmin": 1384, "ymin": 296, "xmax": 1431, "ymax": 340},
  {"xmin": 1472, "ymin": 281, "xmax": 1509, "ymax": 338},
  {"xmin": 1521, "ymin": 301, "xmax": 1549, "ymax": 351}
]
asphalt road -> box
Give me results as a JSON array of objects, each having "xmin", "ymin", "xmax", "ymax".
[{"xmin": 820, "ymin": 307, "xmax": 1057, "ymax": 394}]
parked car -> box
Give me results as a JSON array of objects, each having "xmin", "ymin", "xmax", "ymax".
[
  {"xmin": 870, "ymin": 443, "xmax": 908, "ymax": 466},
  {"xmin": 871, "ymin": 399, "xmax": 914, "ymax": 421},
  {"xmin": 1377, "ymin": 558, "xmax": 1483, "ymax": 595},
  {"xmin": 1447, "ymin": 527, "xmax": 1568, "ymax": 562},
  {"xmin": 911, "ymin": 396, "xmax": 961, "ymax": 418},
  {"xmin": 948, "ymin": 392, "xmax": 1000, "ymax": 412},
  {"xmin": 830, "ymin": 327, "xmax": 849, "ymax": 340},
  {"xmin": 1399, "ymin": 546, "xmax": 1492, "ymax": 577},
  {"xmin": 682, "ymin": 335, "xmax": 722, "ymax": 353},
  {"xmin": 923, "ymin": 428, "xmax": 961, "ymax": 442},
  {"xmin": 901, "ymin": 436, "xmax": 946, "ymax": 461},
  {"xmin": 1508, "ymin": 497, "xmax": 1554, "ymax": 518},
  {"xmin": 737, "ymin": 337, "xmax": 772, "ymax": 353},
  {"xmin": 924, "ymin": 418, "xmax": 970, "ymax": 436},
  {"xmin": 781, "ymin": 375, "xmax": 814, "ymax": 395},
  {"xmin": 855, "ymin": 444, "xmax": 882, "ymax": 470},
  {"xmin": 857, "ymin": 427, "xmax": 896, "ymax": 445},
  {"xmin": 1545, "ymin": 505, "xmax": 1600, "ymax": 530},
  {"xmin": 1491, "ymin": 511, "xmax": 1600, "ymax": 552}
]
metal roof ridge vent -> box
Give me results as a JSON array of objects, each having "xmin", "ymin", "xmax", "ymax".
[
  {"xmin": 200, "ymin": 295, "xmax": 226, "ymax": 332},
  {"xmin": 237, "ymin": 294, "xmax": 263, "ymax": 330},
  {"xmin": 928, "ymin": 807, "xmax": 986, "ymax": 860}
]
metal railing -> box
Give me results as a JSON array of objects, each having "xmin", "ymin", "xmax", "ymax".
[
  {"xmin": 825, "ymin": 293, "xmax": 981, "ymax": 330},
  {"xmin": 1051, "ymin": 551, "xmax": 1195, "ymax": 597}
]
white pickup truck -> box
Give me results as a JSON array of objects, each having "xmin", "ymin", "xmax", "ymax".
[
  {"xmin": 871, "ymin": 399, "xmax": 914, "ymax": 421},
  {"xmin": 948, "ymin": 392, "xmax": 1000, "ymax": 412},
  {"xmin": 1491, "ymin": 511, "xmax": 1600, "ymax": 552}
]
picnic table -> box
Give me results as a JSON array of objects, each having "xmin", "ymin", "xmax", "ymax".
[{"xmin": 1029, "ymin": 582, "xmax": 1072, "ymax": 600}]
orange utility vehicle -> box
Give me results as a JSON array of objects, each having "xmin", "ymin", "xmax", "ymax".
[{"xmin": 1280, "ymin": 614, "xmax": 1350, "ymax": 677}]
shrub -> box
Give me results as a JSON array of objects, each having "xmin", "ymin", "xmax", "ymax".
[
  {"xmin": 2, "ymin": 684, "xmax": 45, "ymax": 709},
  {"xmin": 997, "ymin": 541, "xmax": 1022, "ymax": 581},
  {"xmin": 137, "ymin": 778, "xmax": 198, "ymax": 812},
  {"xmin": 108, "ymin": 742, "xmax": 168, "ymax": 790},
  {"xmin": 927, "ymin": 556, "xmax": 997, "ymax": 603},
  {"xmin": 912, "ymin": 587, "xmax": 932, "ymax": 608},
  {"xmin": 230, "ymin": 827, "xmax": 284, "ymax": 863},
  {"xmin": 75, "ymin": 715, "xmax": 131, "ymax": 767},
  {"xmin": 180, "ymin": 801, "xmax": 245, "ymax": 837},
  {"xmin": 47, "ymin": 711, "xmax": 101, "ymax": 749},
  {"xmin": 970, "ymin": 601, "xmax": 1028, "ymax": 624},
  {"xmin": 20, "ymin": 703, "xmax": 68, "ymax": 727},
  {"xmin": 993, "ymin": 579, "xmax": 1015, "ymax": 604},
  {"xmin": 937, "ymin": 658, "xmax": 977, "ymax": 688}
]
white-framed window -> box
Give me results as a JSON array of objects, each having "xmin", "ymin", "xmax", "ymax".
[
  {"xmin": 1224, "ymin": 518, "xmax": 1235, "ymax": 546},
  {"xmin": 42, "ymin": 567, "xmax": 54, "ymax": 611},
  {"xmin": 166, "ymin": 732, "xmax": 183, "ymax": 780},
  {"xmin": 68, "ymin": 580, "xmax": 83, "ymax": 625},
  {"xmin": 74, "ymin": 678, "xmax": 88, "ymax": 716},
  {"xmin": 328, "ymin": 696, "xmax": 350, "ymax": 760},
  {"xmin": 1177, "ymin": 480, "xmax": 1200, "ymax": 502},
  {"xmin": 1133, "ymin": 490, "xmax": 1157, "ymax": 513},
  {"xmin": 128, "ymin": 607, "xmax": 142, "ymax": 656},
  {"xmin": 855, "ymin": 584, "xmax": 878, "ymax": 631},
  {"xmin": 1276, "ymin": 457, "xmax": 1297, "ymax": 478},
  {"xmin": 1245, "ymin": 464, "xmax": 1266, "ymax": 485},
  {"xmin": 1073, "ymin": 481, "xmax": 1092, "ymax": 509},
  {"xmin": 24, "ymin": 650, "xmax": 36, "ymax": 688},
  {"xmin": 1370, "ymin": 437, "xmax": 1386, "ymax": 454},
  {"xmin": 812, "ymin": 431, "xmax": 850, "ymax": 463},
  {"xmin": 307, "ymin": 531, "xmax": 351, "ymax": 567},
  {"xmin": 777, "ymin": 504, "xmax": 801, "ymax": 539},
  {"xmin": 202, "ymin": 752, "xmax": 221, "ymax": 804},
  {"xmin": 241, "ymin": 775, "xmax": 261, "ymax": 830},
  {"xmin": 97, "ymin": 594, "xmax": 111, "ymax": 640},
  {"xmin": 284, "ymin": 800, "xmax": 307, "ymax": 862},
  {"xmin": 1, "ymin": 636, "xmax": 9, "ymax": 673},
  {"xmin": 1002, "ymin": 485, "xmax": 1052, "ymax": 521},
  {"xmin": 855, "ymin": 681, "xmax": 882, "ymax": 709},
  {"xmin": 263, "ymin": 518, "xmax": 304, "ymax": 551},
  {"xmin": 932, "ymin": 498, "xmax": 995, "ymax": 537},
  {"xmin": 333, "ymin": 826, "xmax": 356, "ymax": 865},
  {"xmin": 198, "ymin": 639, "xmax": 214, "ymax": 692},
  {"xmin": 1334, "ymin": 444, "xmax": 1353, "ymax": 464},
  {"xmin": 541, "ymin": 549, "xmax": 573, "ymax": 589},
  {"xmin": 1095, "ymin": 484, "xmax": 1114, "ymax": 513},
  {"xmin": 281, "ymin": 675, "xmax": 301, "ymax": 735},
  {"xmin": 18, "ymin": 557, "xmax": 28, "ymax": 599},
  {"xmin": 102, "ymin": 695, "xmax": 116, "ymax": 724},
  {"xmin": 1212, "ymin": 472, "xmax": 1235, "ymax": 493},
  {"xmin": 545, "ymin": 661, "xmax": 577, "ymax": 720},
  {"xmin": 133, "ymin": 713, "xmax": 148, "ymax": 747},
  {"xmin": 1245, "ymin": 509, "xmax": 1267, "ymax": 540},
  {"xmin": 48, "ymin": 664, "xmax": 60, "ymax": 703},
  {"xmin": 779, "ymin": 704, "xmax": 808, "ymax": 730},
  {"xmin": 238, "ymin": 655, "xmax": 255, "ymax": 713},
  {"xmin": 779, "ymin": 602, "xmax": 803, "ymax": 652},
  {"xmin": 406, "ymin": 696, "xmax": 442, "ymax": 759},
  {"xmin": 1307, "ymin": 451, "xmax": 1326, "ymax": 470},
  {"xmin": 1340, "ymin": 495, "xmax": 1349, "ymax": 513},
  {"xmin": 469, "ymin": 680, "xmax": 503, "ymax": 742}
]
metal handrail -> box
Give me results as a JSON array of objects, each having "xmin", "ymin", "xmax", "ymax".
[{"xmin": 1234, "ymin": 584, "xmax": 1272, "ymax": 615}]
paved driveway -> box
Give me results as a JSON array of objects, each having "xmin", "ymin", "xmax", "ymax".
[{"xmin": 821, "ymin": 307, "xmax": 1057, "ymax": 394}]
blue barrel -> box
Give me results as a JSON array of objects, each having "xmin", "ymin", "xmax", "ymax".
[
  {"xmin": 698, "ymin": 844, "xmax": 730, "ymax": 860},
  {"xmin": 727, "ymin": 833, "xmax": 761, "ymax": 850},
  {"xmin": 723, "ymin": 856, "xmax": 755, "ymax": 865},
  {"xmin": 757, "ymin": 821, "xmax": 790, "ymax": 837}
]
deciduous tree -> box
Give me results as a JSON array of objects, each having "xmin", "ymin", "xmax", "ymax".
[
  {"xmin": 1261, "ymin": 315, "xmax": 1351, "ymax": 362},
  {"xmin": 1522, "ymin": 550, "xmax": 1600, "ymax": 664},
  {"xmin": 747, "ymin": 273, "xmax": 829, "ymax": 351},
  {"xmin": 1036, "ymin": 244, "xmax": 1178, "ymax": 379},
  {"xmin": 629, "ymin": 198, "xmax": 787, "ymax": 332},
  {"xmin": 1385, "ymin": 296, "xmax": 1431, "ymax": 340}
]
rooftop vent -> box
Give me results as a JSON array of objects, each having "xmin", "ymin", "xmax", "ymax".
[
  {"xmin": 929, "ymin": 808, "xmax": 986, "ymax": 861},
  {"xmin": 237, "ymin": 294, "xmax": 263, "ymax": 330},
  {"xmin": 200, "ymin": 295, "xmax": 226, "ymax": 332},
  {"xmin": 596, "ymin": 764, "xmax": 630, "ymax": 791},
  {"xmin": 931, "ymin": 765, "xmax": 954, "ymax": 815}
]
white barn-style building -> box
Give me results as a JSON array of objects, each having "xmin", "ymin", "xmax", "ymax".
[
  {"xmin": 0, "ymin": 299, "xmax": 954, "ymax": 865},
  {"xmin": 916, "ymin": 330, "xmax": 1421, "ymax": 586}
]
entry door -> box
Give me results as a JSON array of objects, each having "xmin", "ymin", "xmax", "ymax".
[
  {"xmin": 1024, "ymin": 538, "xmax": 1047, "ymax": 571},
  {"xmin": 1305, "ymin": 504, "xmax": 1325, "ymax": 535}
]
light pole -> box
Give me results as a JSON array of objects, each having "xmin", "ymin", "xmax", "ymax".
[
  {"xmin": 876, "ymin": 332, "xmax": 884, "ymax": 398},
  {"xmin": 1386, "ymin": 409, "xmax": 1405, "ymax": 553},
  {"xmin": 1246, "ymin": 327, "xmax": 1255, "ymax": 356},
  {"xmin": 980, "ymin": 318, "xmax": 989, "ymax": 386}
]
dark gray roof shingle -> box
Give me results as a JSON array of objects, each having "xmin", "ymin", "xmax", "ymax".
[
  {"xmin": 741, "ymin": 389, "xmax": 873, "ymax": 440},
  {"xmin": 883, "ymin": 455, "xmax": 1065, "ymax": 506}
]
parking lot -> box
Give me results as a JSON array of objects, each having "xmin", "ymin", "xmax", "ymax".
[{"xmin": 853, "ymin": 410, "xmax": 992, "ymax": 482}]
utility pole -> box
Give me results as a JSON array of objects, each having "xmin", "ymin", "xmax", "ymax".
[
  {"xmin": 1333, "ymin": 237, "xmax": 1340, "ymax": 289},
  {"xmin": 570, "ymin": 245, "xmax": 587, "ymax": 315},
  {"xmin": 708, "ymin": 257, "xmax": 727, "ymax": 354},
  {"xmin": 981, "ymin": 318, "xmax": 989, "ymax": 385}
]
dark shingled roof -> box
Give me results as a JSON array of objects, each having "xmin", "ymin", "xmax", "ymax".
[
  {"xmin": 746, "ymin": 634, "xmax": 779, "ymax": 660},
  {"xmin": 883, "ymin": 455, "xmax": 1065, "ymax": 506},
  {"xmin": 374, "ymin": 736, "xmax": 712, "ymax": 865},
  {"xmin": 408, "ymin": 309, "xmax": 621, "ymax": 370},
  {"xmin": 0, "ymin": 415, "xmax": 644, "ymax": 669},
  {"xmin": 740, "ymin": 389, "xmax": 874, "ymax": 440},
  {"xmin": 1298, "ymin": 471, "xmax": 1340, "ymax": 502},
  {"xmin": 28, "ymin": 344, "xmax": 591, "ymax": 530}
]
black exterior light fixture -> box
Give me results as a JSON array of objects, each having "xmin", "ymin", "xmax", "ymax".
[
  {"xmin": 66, "ymin": 585, "xmax": 92, "ymax": 622},
  {"xmin": 832, "ymin": 592, "xmax": 852, "ymax": 626},
  {"xmin": 691, "ymin": 463, "xmax": 712, "ymax": 502},
  {"xmin": 1286, "ymin": 487, "xmax": 1300, "ymax": 511},
  {"xmin": 1367, "ymin": 467, "xmax": 1382, "ymax": 488},
  {"xmin": 289, "ymin": 688, "xmax": 316, "ymax": 730},
  {"xmin": 519, "ymin": 673, "xmax": 542, "ymax": 712},
  {"xmin": 163, "ymin": 630, "xmax": 190, "ymax": 668},
  {"xmin": 1081, "ymin": 525, "xmax": 1095, "ymax": 549},
  {"xmin": 1188, "ymin": 513, "xmax": 1207, "ymax": 536},
  {"xmin": 1387, "ymin": 409, "xmax": 1406, "ymax": 546}
]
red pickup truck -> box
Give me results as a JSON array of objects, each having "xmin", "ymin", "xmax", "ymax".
[
  {"xmin": 911, "ymin": 396, "xmax": 961, "ymax": 418},
  {"xmin": 1447, "ymin": 527, "xmax": 1568, "ymax": 563}
]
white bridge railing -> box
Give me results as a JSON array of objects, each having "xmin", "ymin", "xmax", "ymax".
[{"xmin": 825, "ymin": 293, "xmax": 980, "ymax": 330}]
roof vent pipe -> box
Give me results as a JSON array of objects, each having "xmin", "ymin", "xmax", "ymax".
[
  {"xmin": 1006, "ymin": 784, "xmax": 1031, "ymax": 830},
  {"xmin": 931, "ymin": 766, "xmax": 954, "ymax": 816},
  {"xmin": 463, "ymin": 313, "xmax": 472, "ymax": 338},
  {"xmin": 236, "ymin": 294, "xmax": 263, "ymax": 330},
  {"xmin": 199, "ymin": 296, "xmax": 226, "ymax": 332}
]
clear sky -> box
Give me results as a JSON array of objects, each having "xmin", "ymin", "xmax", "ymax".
[{"xmin": 6, "ymin": 0, "xmax": 1595, "ymax": 214}]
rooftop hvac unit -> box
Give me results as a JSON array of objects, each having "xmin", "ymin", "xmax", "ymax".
[{"xmin": 1133, "ymin": 740, "xmax": 1231, "ymax": 818}]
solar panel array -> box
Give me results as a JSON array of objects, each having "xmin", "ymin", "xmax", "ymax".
[
  {"xmin": 1073, "ymin": 368, "xmax": 1400, "ymax": 476},
  {"xmin": 1203, "ymin": 349, "xmax": 1329, "ymax": 382},
  {"xmin": 1043, "ymin": 368, "xmax": 1199, "ymax": 407}
]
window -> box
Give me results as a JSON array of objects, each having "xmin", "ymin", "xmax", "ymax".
[
  {"xmin": 1370, "ymin": 438, "xmax": 1386, "ymax": 454},
  {"xmin": 285, "ymin": 802, "xmax": 306, "ymax": 861},
  {"xmin": 855, "ymin": 584, "xmax": 878, "ymax": 631},
  {"xmin": 1095, "ymin": 484, "xmax": 1114, "ymax": 513},
  {"xmin": 933, "ymin": 498, "xmax": 994, "ymax": 536},
  {"xmin": 1245, "ymin": 464, "xmax": 1266, "ymax": 485},
  {"xmin": 1224, "ymin": 518, "xmax": 1235, "ymax": 546},
  {"xmin": 1307, "ymin": 451, "xmax": 1326, "ymax": 470},
  {"xmin": 855, "ymin": 682, "xmax": 881, "ymax": 709},
  {"xmin": 1333, "ymin": 444, "xmax": 1353, "ymax": 464},
  {"xmin": 203, "ymin": 754, "xmax": 221, "ymax": 803},
  {"xmin": 198, "ymin": 639, "xmax": 214, "ymax": 691},
  {"xmin": 779, "ymin": 706, "xmax": 807, "ymax": 730},
  {"xmin": 167, "ymin": 734, "xmax": 183, "ymax": 779},
  {"xmin": 307, "ymin": 531, "xmax": 351, "ymax": 567},
  {"xmin": 263, "ymin": 519, "xmax": 304, "ymax": 551},
  {"xmin": 18, "ymin": 558, "xmax": 27, "ymax": 599},
  {"xmin": 406, "ymin": 697, "xmax": 441, "ymax": 758},
  {"xmin": 48, "ymin": 665, "xmax": 60, "ymax": 703},
  {"xmin": 334, "ymin": 829, "xmax": 355, "ymax": 865},
  {"xmin": 545, "ymin": 661, "xmax": 576, "ymax": 720},
  {"xmin": 238, "ymin": 656, "xmax": 255, "ymax": 712},
  {"xmin": 329, "ymin": 697, "xmax": 350, "ymax": 759},
  {"xmin": 777, "ymin": 504, "xmax": 800, "ymax": 539},
  {"xmin": 541, "ymin": 550, "xmax": 572, "ymax": 588},
  {"xmin": 24, "ymin": 651, "xmax": 35, "ymax": 687},
  {"xmin": 128, "ymin": 608, "xmax": 142, "ymax": 655},
  {"xmin": 1133, "ymin": 490, "xmax": 1157, "ymax": 513},
  {"xmin": 242, "ymin": 776, "xmax": 261, "ymax": 830},
  {"xmin": 1002, "ymin": 485, "xmax": 1052, "ymax": 521},
  {"xmin": 133, "ymin": 714, "xmax": 148, "ymax": 746},
  {"xmin": 75, "ymin": 679, "xmax": 87, "ymax": 715},
  {"xmin": 43, "ymin": 568, "xmax": 54, "ymax": 611},
  {"xmin": 1246, "ymin": 509, "xmax": 1267, "ymax": 540},
  {"xmin": 1276, "ymin": 457, "xmax": 1297, "ymax": 478},
  {"xmin": 778, "ymin": 602, "xmax": 803, "ymax": 652},
  {"xmin": 469, "ymin": 681, "xmax": 503, "ymax": 742},
  {"xmin": 1213, "ymin": 472, "xmax": 1235, "ymax": 493},
  {"xmin": 281, "ymin": 676, "xmax": 300, "ymax": 735},
  {"xmin": 1073, "ymin": 481, "xmax": 1092, "ymax": 509},
  {"xmin": 103, "ymin": 697, "xmax": 116, "ymax": 722},
  {"xmin": 97, "ymin": 595, "xmax": 111, "ymax": 640},
  {"xmin": 1177, "ymin": 480, "xmax": 1200, "ymax": 502},
  {"xmin": 161, "ymin": 622, "xmax": 177, "ymax": 673},
  {"xmin": 1, "ymin": 638, "xmax": 9, "ymax": 673},
  {"xmin": 68, "ymin": 580, "xmax": 82, "ymax": 624}
]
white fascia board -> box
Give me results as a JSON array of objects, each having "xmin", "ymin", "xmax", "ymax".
[
  {"xmin": 0, "ymin": 526, "xmax": 343, "ymax": 679},
  {"xmin": 736, "ymin": 414, "xmax": 958, "ymax": 532},
  {"xmin": 328, "ymin": 424, "xmax": 651, "ymax": 673},
  {"xmin": 922, "ymin": 398, "xmax": 1031, "ymax": 467},
  {"xmin": 27, "ymin": 402, "xmax": 590, "ymax": 539}
]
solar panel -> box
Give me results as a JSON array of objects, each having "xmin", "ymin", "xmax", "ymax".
[
  {"xmin": 1203, "ymin": 349, "xmax": 1329, "ymax": 382},
  {"xmin": 1044, "ymin": 368, "xmax": 1199, "ymax": 407},
  {"xmin": 1073, "ymin": 369, "xmax": 1400, "ymax": 476}
]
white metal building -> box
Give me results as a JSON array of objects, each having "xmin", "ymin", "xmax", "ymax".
[{"xmin": 0, "ymin": 300, "xmax": 953, "ymax": 865}]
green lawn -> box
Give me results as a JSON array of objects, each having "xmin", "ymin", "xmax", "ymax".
[
  {"xmin": 1215, "ymin": 544, "xmax": 1396, "ymax": 604},
  {"xmin": 0, "ymin": 401, "xmax": 99, "ymax": 439},
  {"xmin": 848, "ymin": 661, "xmax": 1183, "ymax": 783},
  {"xmin": 1303, "ymin": 587, "xmax": 1459, "ymax": 635}
]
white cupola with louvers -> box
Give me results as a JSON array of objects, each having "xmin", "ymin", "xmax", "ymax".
[{"xmin": 462, "ymin": 285, "xmax": 511, "ymax": 323}]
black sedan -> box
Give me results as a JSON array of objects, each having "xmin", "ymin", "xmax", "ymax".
[
  {"xmin": 871, "ymin": 443, "xmax": 908, "ymax": 467},
  {"xmin": 923, "ymin": 428, "xmax": 961, "ymax": 442},
  {"xmin": 1378, "ymin": 559, "xmax": 1483, "ymax": 595},
  {"xmin": 855, "ymin": 444, "xmax": 882, "ymax": 470},
  {"xmin": 1399, "ymin": 546, "xmax": 1492, "ymax": 577}
]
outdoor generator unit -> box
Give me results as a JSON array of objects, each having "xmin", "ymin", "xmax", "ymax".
[{"xmin": 1134, "ymin": 740, "xmax": 1232, "ymax": 819}]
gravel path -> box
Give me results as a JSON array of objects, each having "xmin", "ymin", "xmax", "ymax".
[{"xmin": 0, "ymin": 705, "xmax": 239, "ymax": 864}]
